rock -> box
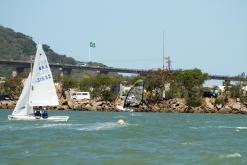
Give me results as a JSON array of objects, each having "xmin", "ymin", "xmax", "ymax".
[
  {"xmin": 67, "ymin": 100, "xmax": 74, "ymax": 109},
  {"xmin": 240, "ymin": 107, "xmax": 247, "ymax": 114},
  {"xmin": 236, "ymin": 98, "xmax": 240, "ymax": 102},
  {"xmin": 73, "ymin": 103, "xmax": 81, "ymax": 110},
  {"xmin": 191, "ymin": 107, "xmax": 204, "ymax": 113},
  {"xmin": 232, "ymin": 102, "xmax": 241, "ymax": 111},
  {"xmin": 216, "ymin": 104, "xmax": 222, "ymax": 109},
  {"xmin": 203, "ymin": 98, "xmax": 215, "ymax": 109},
  {"xmin": 57, "ymin": 105, "xmax": 69, "ymax": 110},
  {"xmin": 218, "ymin": 108, "xmax": 232, "ymax": 114}
]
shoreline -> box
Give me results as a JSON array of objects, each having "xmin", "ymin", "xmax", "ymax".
[{"xmin": 1, "ymin": 98, "xmax": 247, "ymax": 114}]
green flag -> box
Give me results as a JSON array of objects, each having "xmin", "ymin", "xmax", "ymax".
[{"xmin": 90, "ymin": 42, "xmax": 96, "ymax": 48}]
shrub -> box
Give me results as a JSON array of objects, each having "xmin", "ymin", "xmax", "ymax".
[
  {"xmin": 215, "ymin": 97, "xmax": 225, "ymax": 106},
  {"xmin": 101, "ymin": 90, "xmax": 117, "ymax": 101}
]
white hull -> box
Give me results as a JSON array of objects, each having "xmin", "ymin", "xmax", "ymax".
[
  {"xmin": 8, "ymin": 115, "xmax": 69, "ymax": 122},
  {"xmin": 116, "ymin": 105, "xmax": 134, "ymax": 112}
]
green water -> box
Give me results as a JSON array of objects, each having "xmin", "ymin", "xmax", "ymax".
[{"xmin": 1, "ymin": 110, "xmax": 247, "ymax": 165}]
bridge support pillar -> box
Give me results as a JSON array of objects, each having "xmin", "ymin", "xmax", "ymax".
[
  {"xmin": 99, "ymin": 70, "xmax": 109, "ymax": 75},
  {"xmin": 59, "ymin": 68, "xmax": 72, "ymax": 77},
  {"xmin": 59, "ymin": 68, "xmax": 64, "ymax": 77},
  {"xmin": 12, "ymin": 67, "xmax": 25, "ymax": 77}
]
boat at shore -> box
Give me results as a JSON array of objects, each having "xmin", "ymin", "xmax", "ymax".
[{"xmin": 8, "ymin": 44, "xmax": 69, "ymax": 122}]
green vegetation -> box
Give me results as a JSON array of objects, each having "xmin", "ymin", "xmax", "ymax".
[
  {"xmin": 144, "ymin": 69, "xmax": 174, "ymax": 102},
  {"xmin": 141, "ymin": 69, "xmax": 208, "ymax": 107},
  {"xmin": 2, "ymin": 67, "xmax": 247, "ymax": 108},
  {"xmin": 79, "ymin": 74, "xmax": 123, "ymax": 101},
  {"xmin": 215, "ymin": 97, "xmax": 225, "ymax": 106},
  {"xmin": 174, "ymin": 69, "xmax": 208, "ymax": 107},
  {"xmin": 0, "ymin": 73, "xmax": 28, "ymax": 99}
]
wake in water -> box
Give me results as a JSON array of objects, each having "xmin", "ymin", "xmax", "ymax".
[
  {"xmin": 75, "ymin": 122, "xmax": 128, "ymax": 131},
  {"xmin": 219, "ymin": 153, "xmax": 242, "ymax": 159},
  {"xmin": 2, "ymin": 122, "xmax": 129, "ymax": 132}
]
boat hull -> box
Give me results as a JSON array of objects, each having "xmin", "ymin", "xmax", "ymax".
[{"xmin": 8, "ymin": 115, "xmax": 69, "ymax": 122}]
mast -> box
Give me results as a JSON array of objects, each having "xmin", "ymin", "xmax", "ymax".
[{"xmin": 28, "ymin": 55, "xmax": 33, "ymax": 105}]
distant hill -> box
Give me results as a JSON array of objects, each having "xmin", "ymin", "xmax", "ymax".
[
  {"xmin": 0, "ymin": 26, "xmax": 110, "ymax": 78},
  {"xmin": 0, "ymin": 25, "xmax": 76, "ymax": 64}
]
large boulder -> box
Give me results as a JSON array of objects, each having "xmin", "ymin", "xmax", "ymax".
[{"xmin": 232, "ymin": 102, "xmax": 241, "ymax": 111}]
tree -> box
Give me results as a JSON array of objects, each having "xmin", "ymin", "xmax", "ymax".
[
  {"xmin": 3, "ymin": 72, "xmax": 29, "ymax": 99},
  {"xmin": 174, "ymin": 69, "xmax": 208, "ymax": 107},
  {"xmin": 79, "ymin": 74, "xmax": 123, "ymax": 101},
  {"xmin": 144, "ymin": 69, "xmax": 174, "ymax": 102},
  {"xmin": 61, "ymin": 76, "xmax": 78, "ymax": 90}
]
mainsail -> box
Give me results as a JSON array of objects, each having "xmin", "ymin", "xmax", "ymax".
[
  {"xmin": 123, "ymin": 79, "xmax": 144, "ymax": 108},
  {"xmin": 12, "ymin": 74, "xmax": 33, "ymax": 116},
  {"xmin": 29, "ymin": 44, "xmax": 59, "ymax": 106}
]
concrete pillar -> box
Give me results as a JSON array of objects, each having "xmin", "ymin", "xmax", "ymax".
[
  {"xmin": 12, "ymin": 71, "xmax": 17, "ymax": 77},
  {"xmin": 59, "ymin": 68, "xmax": 64, "ymax": 77},
  {"xmin": 12, "ymin": 67, "xmax": 25, "ymax": 77},
  {"xmin": 16, "ymin": 67, "xmax": 25, "ymax": 74},
  {"xmin": 99, "ymin": 70, "xmax": 109, "ymax": 75},
  {"xmin": 63, "ymin": 68, "xmax": 72, "ymax": 76}
]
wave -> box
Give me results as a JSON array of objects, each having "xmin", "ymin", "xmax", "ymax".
[
  {"xmin": 219, "ymin": 153, "xmax": 241, "ymax": 159},
  {"xmin": 190, "ymin": 126, "xmax": 247, "ymax": 130},
  {"xmin": 181, "ymin": 142, "xmax": 200, "ymax": 146}
]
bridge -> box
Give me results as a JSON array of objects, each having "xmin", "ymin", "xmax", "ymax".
[
  {"xmin": 0, "ymin": 59, "xmax": 146, "ymax": 75},
  {"xmin": 0, "ymin": 59, "xmax": 246, "ymax": 81}
]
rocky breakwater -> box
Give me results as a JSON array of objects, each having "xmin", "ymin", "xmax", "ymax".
[
  {"xmin": 1, "ymin": 97, "xmax": 247, "ymax": 115},
  {"xmin": 51, "ymin": 98, "xmax": 117, "ymax": 112},
  {"xmin": 201, "ymin": 98, "xmax": 247, "ymax": 114},
  {"xmin": 134, "ymin": 98, "xmax": 190, "ymax": 113},
  {"xmin": 0, "ymin": 100, "xmax": 16, "ymax": 109},
  {"xmin": 135, "ymin": 98, "xmax": 247, "ymax": 114}
]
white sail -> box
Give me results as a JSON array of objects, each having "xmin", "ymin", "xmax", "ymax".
[
  {"xmin": 12, "ymin": 74, "xmax": 34, "ymax": 116},
  {"xmin": 29, "ymin": 44, "xmax": 59, "ymax": 106}
]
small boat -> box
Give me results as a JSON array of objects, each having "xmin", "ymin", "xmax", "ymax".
[
  {"xmin": 8, "ymin": 44, "xmax": 69, "ymax": 122},
  {"xmin": 117, "ymin": 79, "xmax": 144, "ymax": 112}
]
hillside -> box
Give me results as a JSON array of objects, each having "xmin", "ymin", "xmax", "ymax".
[{"xmin": 0, "ymin": 26, "xmax": 76, "ymax": 64}]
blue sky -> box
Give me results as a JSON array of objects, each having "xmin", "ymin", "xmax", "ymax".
[{"xmin": 0, "ymin": 0, "xmax": 246, "ymax": 77}]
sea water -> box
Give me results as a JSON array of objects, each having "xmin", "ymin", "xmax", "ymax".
[{"xmin": 0, "ymin": 110, "xmax": 247, "ymax": 165}]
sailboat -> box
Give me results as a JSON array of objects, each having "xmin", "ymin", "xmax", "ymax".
[
  {"xmin": 8, "ymin": 44, "xmax": 69, "ymax": 121},
  {"xmin": 116, "ymin": 79, "xmax": 144, "ymax": 112}
]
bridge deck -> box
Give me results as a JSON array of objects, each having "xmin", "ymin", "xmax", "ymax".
[{"xmin": 0, "ymin": 60, "xmax": 246, "ymax": 81}]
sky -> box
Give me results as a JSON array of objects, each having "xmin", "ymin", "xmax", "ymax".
[{"xmin": 0, "ymin": 0, "xmax": 246, "ymax": 78}]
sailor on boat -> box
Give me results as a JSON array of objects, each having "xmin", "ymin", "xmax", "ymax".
[{"xmin": 40, "ymin": 108, "xmax": 48, "ymax": 119}]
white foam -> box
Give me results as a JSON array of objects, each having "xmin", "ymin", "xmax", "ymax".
[
  {"xmin": 181, "ymin": 142, "xmax": 200, "ymax": 146},
  {"xmin": 219, "ymin": 153, "xmax": 241, "ymax": 159},
  {"xmin": 75, "ymin": 122, "xmax": 127, "ymax": 131},
  {"xmin": 130, "ymin": 113, "xmax": 145, "ymax": 117},
  {"xmin": 6, "ymin": 121, "xmax": 129, "ymax": 131},
  {"xmin": 216, "ymin": 126, "xmax": 247, "ymax": 130},
  {"xmin": 190, "ymin": 126, "xmax": 247, "ymax": 130},
  {"xmin": 181, "ymin": 142, "xmax": 194, "ymax": 145},
  {"xmin": 36, "ymin": 123, "xmax": 73, "ymax": 128}
]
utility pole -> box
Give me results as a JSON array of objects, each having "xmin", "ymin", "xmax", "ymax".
[{"xmin": 162, "ymin": 31, "xmax": 165, "ymax": 70}]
